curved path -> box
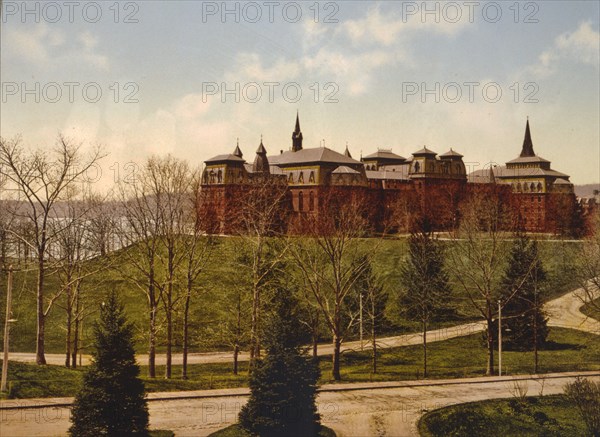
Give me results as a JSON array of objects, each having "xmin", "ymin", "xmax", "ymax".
[
  {"xmin": 1, "ymin": 372, "xmax": 598, "ymax": 436},
  {"xmin": 4, "ymin": 286, "xmax": 598, "ymax": 366},
  {"xmin": 545, "ymin": 286, "xmax": 600, "ymax": 334}
]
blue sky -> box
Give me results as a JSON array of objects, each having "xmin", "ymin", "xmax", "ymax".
[{"xmin": 1, "ymin": 1, "xmax": 599, "ymax": 186}]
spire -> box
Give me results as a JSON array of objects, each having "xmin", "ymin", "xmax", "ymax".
[
  {"xmin": 344, "ymin": 142, "xmax": 352, "ymax": 158},
  {"xmin": 295, "ymin": 111, "xmax": 301, "ymax": 133},
  {"xmin": 292, "ymin": 112, "xmax": 303, "ymax": 152},
  {"xmin": 233, "ymin": 138, "xmax": 243, "ymax": 158},
  {"xmin": 489, "ymin": 165, "xmax": 496, "ymax": 184},
  {"xmin": 253, "ymin": 136, "xmax": 270, "ymax": 174},
  {"xmin": 520, "ymin": 118, "xmax": 535, "ymax": 157}
]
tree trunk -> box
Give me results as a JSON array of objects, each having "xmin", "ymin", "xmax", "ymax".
[
  {"xmin": 234, "ymin": 294, "xmax": 241, "ymax": 375},
  {"xmin": 486, "ymin": 317, "xmax": 495, "ymax": 376},
  {"xmin": 249, "ymin": 283, "xmax": 260, "ymax": 369},
  {"xmin": 533, "ymin": 307, "xmax": 538, "ymax": 374},
  {"xmin": 36, "ymin": 254, "xmax": 46, "ymax": 365},
  {"xmin": 233, "ymin": 344, "xmax": 239, "ymax": 375},
  {"xmin": 65, "ymin": 300, "xmax": 72, "ymax": 368},
  {"xmin": 182, "ymin": 288, "xmax": 191, "ymax": 380},
  {"xmin": 71, "ymin": 290, "xmax": 80, "ymax": 369},
  {"xmin": 312, "ymin": 334, "xmax": 318, "ymax": 358},
  {"xmin": 422, "ymin": 320, "xmax": 427, "ymax": 378},
  {"xmin": 371, "ymin": 296, "xmax": 377, "ymax": 374},
  {"xmin": 165, "ymin": 308, "xmax": 172, "ymax": 379},
  {"xmin": 332, "ymin": 333, "xmax": 341, "ymax": 381}
]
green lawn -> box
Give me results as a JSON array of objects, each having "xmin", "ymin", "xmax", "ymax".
[
  {"xmin": 208, "ymin": 424, "xmax": 336, "ymax": 437},
  {"xmin": 419, "ymin": 395, "xmax": 589, "ymax": 437},
  {"xmin": 2, "ymin": 327, "xmax": 597, "ymax": 399},
  {"xmin": 0, "ymin": 237, "xmax": 582, "ymax": 355}
]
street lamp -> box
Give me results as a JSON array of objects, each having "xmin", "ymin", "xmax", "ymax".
[{"xmin": 498, "ymin": 299, "xmax": 502, "ymax": 377}]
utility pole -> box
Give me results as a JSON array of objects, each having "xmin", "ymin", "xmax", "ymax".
[
  {"xmin": 498, "ymin": 299, "xmax": 502, "ymax": 377},
  {"xmin": 1, "ymin": 266, "xmax": 14, "ymax": 392}
]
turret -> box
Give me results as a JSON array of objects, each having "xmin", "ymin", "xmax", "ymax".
[{"xmin": 292, "ymin": 112, "xmax": 303, "ymax": 152}]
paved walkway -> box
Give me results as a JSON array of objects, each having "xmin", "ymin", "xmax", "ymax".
[
  {"xmin": 1, "ymin": 371, "xmax": 598, "ymax": 436},
  {"xmin": 4, "ymin": 286, "xmax": 598, "ymax": 367},
  {"xmin": 545, "ymin": 286, "xmax": 600, "ymax": 334}
]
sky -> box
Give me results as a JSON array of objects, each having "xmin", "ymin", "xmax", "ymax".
[{"xmin": 1, "ymin": 1, "xmax": 599, "ymax": 187}]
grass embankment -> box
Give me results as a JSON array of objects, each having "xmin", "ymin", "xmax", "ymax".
[
  {"xmin": 419, "ymin": 395, "xmax": 588, "ymax": 437},
  {"xmin": 580, "ymin": 297, "xmax": 600, "ymax": 321},
  {"xmin": 208, "ymin": 424, "xmax": 336, "ymax": 437},
  {"xmin": 2, "ymin": 327, "xmax": 597, "ymax": 399},
  {"xmin": 0, "ymin": 238, "xmax": 582, "ymax": 355}
]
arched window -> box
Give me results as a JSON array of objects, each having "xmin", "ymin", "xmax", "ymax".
[
  {"xmin": 298, "ymin": 191, "xmax": 304, "ymax": 211},
  {"xmin": 288, "ymin": 173, "xmax": 294, "ymax": 184},
  {"xmin": 309, "ymin": 191, "xmax": 315, "ymax": 211},
  {"xmin": 414, "ymin": 162, "xmax": 420, "ymax": 173},
  {"xmin": 298, "ymin": 172, "xmax": 304, "ymax": 184},
  {"xmin": 309, "ymin": 171, "xmax": 315, "ymax": 183},
  {"xmin": 537, "ymin": 182, "xmax": 542, "ymax": 192},
  {"xmin": 530, "ymin": 183, "xmax": 535, "ymax": 192},
  {"xmin": 217, "ymin": 169, "xmax": 222, "ymax": 183}
]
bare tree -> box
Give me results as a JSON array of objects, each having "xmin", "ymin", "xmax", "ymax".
[
  {"xmin": 577, "ymin": 212, "xmax": 600, "ymax": 312},
  {"xmin": 290, "ymin": 189, "xmax": 373, "ymax": 381},
  {"xmin": 355, "ymin": 255, "xmax": 387, "ymax": 374},
  {"xmin": 52, "ymin": 193, "xmax": 112, "ymax": 367},
  {"xmin": 181, "ymin": 170, "xmax": 213, "ymax": 379},
  {"xmin": 117, "ymin": 160, "xmax": 164, "ymax": 378},
  {"xmin": 447, "ymin": 191, "xmax": 512, "ymax": 376},
  {"xmin": 0, "ymin": 135, "xmax": 104, "ymax": 365},
  {"xmin": 234, "ymin": 174, "xmax": 290, "ymax": 369}
]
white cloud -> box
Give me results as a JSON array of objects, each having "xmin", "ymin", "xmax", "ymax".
[
  {"xmin": 556, "ymin": 21, "xmax": 600, "ymax": 66},
  {"xmin": 4, "ymin": 24, "xmax": 109, "ymax": 71},
  {"xmin": 527, "ymin": 22, "xmax": 599, "ymax": 78}
]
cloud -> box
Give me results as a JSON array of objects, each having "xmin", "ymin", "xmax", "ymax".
[
  {"xmin": 4, "ymin": 24, "xmax": 109, "ymax": 71},
  {"xmin": 556, "ymin": 21, "xmax": 600, "ymax": 66},
  {"xmin": 527, "ymin": 22, "xmax": 599, "ymax": 78}
]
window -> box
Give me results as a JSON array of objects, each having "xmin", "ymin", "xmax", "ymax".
[
  {"xmin": 309, "ymin": 171, "xmax": 315, "ymax": 183},
  {"xmin": 288, "ymin": 173, "xmax": 294, "ymax": 184},
  {"xmin": 537, "ymin": 182, "xmax": 542, "ymax": 192},
  {"xmin": 309, "ymin": 191, "xmax": 315, "ymax": 211},
  {"xmin": 298, "ymin": 191, "xmax": 304, "ymax": 211},
  {"xmin": 217, "ymin": 169, "xmax": 222, "ymax": 183},
  {"xmin": 298, "ymin": 172, "xmax": 304, "ymax": 184},
  {"xmin": 414, "ymin": 162, "xmax": 420, "ymax": 173}
]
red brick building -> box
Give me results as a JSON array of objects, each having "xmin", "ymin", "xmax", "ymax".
[{"xmin": 200, "ymin": 115, "xmax": 579, "ymax": 235}]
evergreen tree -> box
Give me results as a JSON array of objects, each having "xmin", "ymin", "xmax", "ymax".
[
  {"xmin": 398, "ymin": 228, "xmax": 453, "ymax": 378},
  {"xmin": 500, "ymin": 235, "xmax": 548, "ymax": 353},
  {"xmin": 239, "ymin": 287, "xmax": 321, "ymax": 437},
  {"xmin": 70, "ymin": 291, "xmax": 149, "ymax": 436}
]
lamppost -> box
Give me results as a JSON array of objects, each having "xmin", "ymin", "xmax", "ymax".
[
  {"xmin": 1, "ymin": 266, "xmax": 17, "ymax": 393},
  {"xmin": 498, "ymin": 299, "xmax": 502, "ymax": 377}
]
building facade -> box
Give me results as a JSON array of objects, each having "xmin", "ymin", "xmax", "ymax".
[{"xmin": 200, "ymin": 115, "xmax": 580, "ymax": 235}]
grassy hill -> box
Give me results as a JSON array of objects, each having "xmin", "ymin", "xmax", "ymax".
[{"xmin": 0, "ymin": 237, "xmax": 583, "ymax": 357}]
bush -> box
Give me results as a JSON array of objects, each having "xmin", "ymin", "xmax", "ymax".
[{"xmin": 564, "ymin": 377, "xmax": 600, "ymax": 437}]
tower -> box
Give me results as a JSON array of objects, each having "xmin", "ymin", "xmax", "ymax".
[
  {"xmin": 253, "ymin": 137, "xmax": 270, "ymax": 175},
  {"xmin": 292, "ymin": 112, "xmax": 303, "ymax": 152},
  {"xmin": 520, "ymin": 118, "xmax": 535, "ymax": 157}
]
